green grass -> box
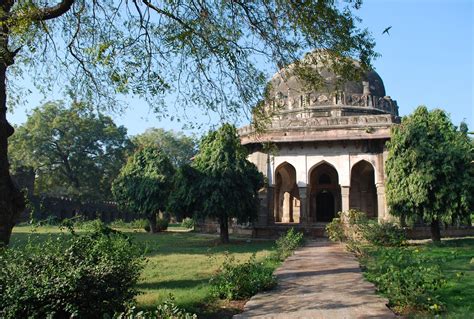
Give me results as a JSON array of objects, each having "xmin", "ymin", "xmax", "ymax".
[
  {"xmin": 10, "ymin": 225, "xmax": 276, "ymax": 317},
  {"xmin": 363, "ymin": 237, "xmax": 474, "ymax": 318},
  {"xmin": 412, "ymin": 238, "xmax": 474, "ymax": 318}
]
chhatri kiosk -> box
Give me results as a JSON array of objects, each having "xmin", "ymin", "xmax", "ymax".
[{"xmin": 239, "ymin": 56, "xmax": 400, "ymax": 237}]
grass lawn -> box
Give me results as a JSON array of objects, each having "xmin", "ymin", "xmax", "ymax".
[
  {"xmin": 363, "ymin": 237, "xmax": 474, "ymax": 318},
  {"xmin": 10, "ymin": 225, "xmax": 276, "ymax": 318}
]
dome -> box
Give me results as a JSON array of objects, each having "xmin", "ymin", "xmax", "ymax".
[
  {"xmin": 263, "ymin": 53, "xmax": 398, "ymax": 117},
  {"xmin": 270, "ymin": 67, "xmax": 386, "ymax": 98}
]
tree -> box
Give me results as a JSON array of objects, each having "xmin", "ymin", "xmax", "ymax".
[
  {"xmin": 132, "ymin": 128, "xmax": 197, "ymax": 167},
  {"xmin": 0, "ymin": 1, "xmax": 376, "ymax": 245},
  {"xmin": 193, "ymin": 124, "xmax": 264, "ymax": 243},
  {"xmin": 167, "ymin": 164, "xmax": 202, "ymax": 221},
  {"xmin": 385, "ymin": 106, "xmax": 473, "ymax": 242},
  {"xmin": 9, "ymin": 101, "xmax": 131, "ymax": 201},
  {"xmin": 112, "ymin": 146, "xmax": 175, "ymax": 233}
]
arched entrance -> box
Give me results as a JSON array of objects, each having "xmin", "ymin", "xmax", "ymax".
[
  {"xmin": 350, "ymin": 160, "xmax": 378, "ymax": 218},
  {"xmin": 309, "ymin": 163, "xmax": 341, "ymax": 222},
  {"xmin": 274, "ymin": 162, "xmax": 301, "ymax": 223}
]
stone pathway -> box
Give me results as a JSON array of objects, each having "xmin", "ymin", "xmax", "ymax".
[{"xmin": 234, "ymin": 240, "xmax": 396, "ymax": 319}]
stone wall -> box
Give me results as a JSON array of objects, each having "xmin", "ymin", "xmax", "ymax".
[{"xmin": 21, "ymin": 195, "xmax": 132, "ymax": 223}]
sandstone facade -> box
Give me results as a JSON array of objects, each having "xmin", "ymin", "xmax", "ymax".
[{"xmin": 239, "ymin": 55, "xmax": 400, "ymax": 233}]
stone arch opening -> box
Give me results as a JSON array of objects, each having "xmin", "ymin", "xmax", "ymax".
[
  {"xmin": 274, "ymin": 162, "xmax": 300, "ymax": 223},
  {"xmin": 309, "ymin": 162, "xmax": 341, "ymax": 222},
  {"xmin": 350, "ymin": 160, "xmax": 378, "ymax": 218}
]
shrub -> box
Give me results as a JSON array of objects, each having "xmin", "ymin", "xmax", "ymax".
[
  {"xmin": 273, "ymin": 228, "xmax": 304, "ymax": 261},
  {"xmin": 110, "ymin": 219, "xmax": 128, "ymax": 228},
  {"xmin": 210, "ymin": 254, "xmax": 276, "ymax": 300},
  {"xmin": 72, "ymin": 218, "xmax": 104, "ymax": 231},
  {"xmin": 328, "ymin": 210, "xmax": 406, "ymax": 247},
  {"xmin": 326, "ymin": 214, "xmax": 346, "ymax": 242},
  {"xmin": 0, "ymin": 227, "xmax": 144, "ymax": 318},
  {"xmin": 130, "ymin": 218, "xmax": 150, "ymax": 230},
  {"xmin": 181, "ymin": 217, "xmax": 195, "ymax": 229},
  {"xmin": 364, "ymin": 248, "xmax": 446, "ymax": 313},
  {"xmin": 112, "ymin": 296, "xmax": 197, "ymax": 319},
  {"xmin": 361, "ymin": 221, "xmax": 406, "ymax": 247},
  {"xmin": 156, "ymin": 218, "xmax": 169, "ymax": 232}
]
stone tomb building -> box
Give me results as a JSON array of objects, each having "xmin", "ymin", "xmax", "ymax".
[{"xmin": 239, "ymin": 59, "xmax": 400, "ymax": 237}]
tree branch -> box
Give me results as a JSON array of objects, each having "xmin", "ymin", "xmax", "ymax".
[{"xmin": 30, "ymin": 0, "xmax": 75, "ymax": 21}]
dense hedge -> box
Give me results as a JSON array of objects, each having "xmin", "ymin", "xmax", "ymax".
[{"xmin": 0, "ymin": 225, "xmax": 144, "ymax": 318}]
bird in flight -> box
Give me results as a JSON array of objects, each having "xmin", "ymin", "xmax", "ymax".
[{"xmin": 382, "ymin": 26, "xmax": 392, "ymax": 35}]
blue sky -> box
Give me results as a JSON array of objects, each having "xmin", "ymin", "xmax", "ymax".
[{"xmin": 9, "ymin": 0, "xmax": 473, "ymax": 136}]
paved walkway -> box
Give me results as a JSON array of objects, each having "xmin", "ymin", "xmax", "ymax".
[{"xmin": 234, "ymin": 241, "xmax": 396, "ymax": 319}]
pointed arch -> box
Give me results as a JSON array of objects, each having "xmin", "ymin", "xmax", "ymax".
[
  {"xmin": 274, "ymin": 162, "xmax": 301, "ymax": 223},
  {"xmin": 308, "ymin": 161, "xmax": 341, "ymax": 223},
  {"xmin": 350, "ymin": 160, "xmax": 378, "ymax": 218}
]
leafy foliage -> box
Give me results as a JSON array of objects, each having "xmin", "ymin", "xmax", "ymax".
[
  {"xmin": 192, "ymin": 124, "xmax": 264, "ymax": 243},
  {"xmin": 167, "ymin": 164, "xmax": 202, "ymax": 221},
  {"xmin": 385, "ymin": 106, "xmax": 474, "ymax": 240},
  {"xmin": 8, "ymin": 101, "xmax": 131, "ymax": 201},
  {"xmin": 132, "ymin": 128, "xmax": 197, "ymax": 167},
  {"xmin": 113, "ymin": 296, "xmax": 197, "ymax": 319},
  {"xmin": 155, "ymin": 218, "xmax": 169, "ymax": 232},
  {"xmin": 364, "ymin": 248, "xmax": 446, "ymax": 314},
  {"xmin": 181, "ymin": 218, "xmax": 195, "ymax": 229},
  {"xmin": 326, "ymin": 210, "xmax": 406, "ymax": 247},
  {"xmin": 325, "ymin": 214, "xmax": 346, "ymax": 242},
  {"xmin": 361, "ymin": 221, "xmax": 407, "ymax": 247},
  {"xmin": 6, "ymin": 1, "xmax": 377, "ymax": 120},
  {"xmin": 0, "ymin": 226, "xmax": 144, "ymax": 318},
  {"xmin": 112, "ymin": 147, "xmax": 175, "ymax": 233},
  {"xmin": 210, "ymin": 254, "xmax": 276, "ymax": 300},
  {"xmin": 273, "ymin": 228, "xmax": 305, "ymax": 261}
]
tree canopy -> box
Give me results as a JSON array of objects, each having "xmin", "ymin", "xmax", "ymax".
[
  {"xmin": 112, "ymin": 146, "xmax": 175, "ymax": 233},
  {"xmin": 192, "ymin": 123, "xmax": 264, "ymax": 243},
  {"xmin": 385, "ymin": 106, "xmax": 473, "ymax": 241},
  {"xmin": 132, "ymin": 128, "xmax": 197, "ymax": 167},
  {"xmin": 9, "ymin": 101, "xmax": 131, "ymax": 201}
]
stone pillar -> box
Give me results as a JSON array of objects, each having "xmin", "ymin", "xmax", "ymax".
[
  {"xmin": 341, "ymin": 186, "xmax": 350, "ymax": 213},
  {"xmin": 376, "ymin": 183, "xmax": 387, "ymax": 222},
  {"xmin": 282, "ymin": 192, "xmax": 291, "ymax": 223},
  {"xmin": 298, "ymin": 187, "xmax": 307, "ymax": 224}
]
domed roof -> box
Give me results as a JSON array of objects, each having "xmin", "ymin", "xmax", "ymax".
[
  {"xmin": 269, "ymin": 64, "xmax": 386, "ymax": 98},
  {"xmin": 261, "ymin": 53, "xmax": 398, "ymax": 118}
]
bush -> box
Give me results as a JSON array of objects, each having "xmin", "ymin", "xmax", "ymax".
[
  {"xmin": 0, "ymin": 227, "xmax": 144, "ymax": 318},
  {"xmin": 364, "ymin": 248, "xmax": 446, "ymax": 313},
  {"xmin": 326, "ymin": 214, "xmax": 346, "ymax": 242},
  {"xmin": 130, "ymin": 219, "xmax": 150, "ymax": 230},
  {"xmin": 327, "ymin": 210, "xmax": 406, "ymax": 247},
  {"xmin": 72, "ymin": 218, "xmax": 104, "ymax": 231},
  {"xmin": 181, "ymin": 217, "xmax": 195, "ymax": 229},
  {"xmin": 361, "ymin": 221, "xmax": 406, "ymax": 247},
  {"xmin": 156, "ymin": 218, "xmax": 169, "ymax": 232},
  {"xmin": 273, "ymin": 228, "xmax": 304, "ymax": 261},
  {"xmin": 113, "ymin": 296, "xmax": 197, "ymax": 319},
  {"xmin": 110, "ymin": 219, "xmax": 128, "ymax": 228},
  {"xmin": 210, "ymin": 254, "xmax": 276, "ymax": 300}
]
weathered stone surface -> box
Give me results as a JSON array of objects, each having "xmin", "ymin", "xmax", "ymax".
[{"xmin": 234, "ymin": 241, "xmax": 396, "ymax": 319}]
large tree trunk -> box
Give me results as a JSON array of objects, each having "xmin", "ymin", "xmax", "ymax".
[
  {"xmin": 147, "ymin": 213, "xmax": 157, "ymax": 233},
  {"xmin": 430, "ymin": 219, "xmax": 441, "ymax": 242},
  {"xmin": 219, "ymin": 216, "xmax": 229, "ymax": 244},
  {"xmin": 0, "ymin": 64, "xmax": 25, "ymax": 246}
]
